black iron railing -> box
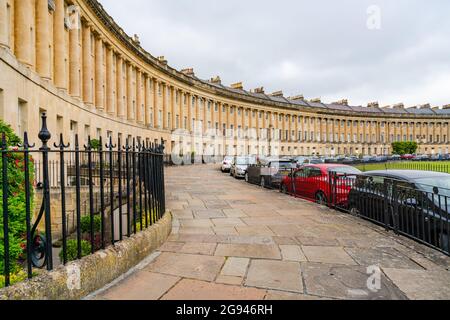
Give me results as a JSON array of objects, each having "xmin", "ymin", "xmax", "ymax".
[
  {"xmin": 280, "ymin": 169, "xmax": 450, "ymax": 255},
  {"xmin": 1, "ymin": 114, "xmax": 166, "ymax": 288}
]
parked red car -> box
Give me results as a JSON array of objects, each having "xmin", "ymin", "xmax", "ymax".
[
  {"xmin": 280, "ymin": 164, "xmax": 361, "ymax": 206},
  {"xmin": 401, "ymin": 154, "xmax": 415, "ymax": 160}
]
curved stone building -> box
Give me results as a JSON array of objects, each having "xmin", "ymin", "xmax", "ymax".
[{"xmin": 0, "ymin": 0, "xmax": 449, "ymax": 156}]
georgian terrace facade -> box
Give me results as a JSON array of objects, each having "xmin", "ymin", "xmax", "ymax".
[{"xmin": 0, "ymin": 0, "xmax": 450, "ymax": 158}]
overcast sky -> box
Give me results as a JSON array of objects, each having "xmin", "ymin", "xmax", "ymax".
[{"xmin": 99, "ymin": 0, "xmax": 450, "ymax": 108}]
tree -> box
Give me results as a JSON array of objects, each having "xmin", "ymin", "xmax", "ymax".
[{"xmin": 391, "ymin": 141, "xmax": 418, "ymax": 155}]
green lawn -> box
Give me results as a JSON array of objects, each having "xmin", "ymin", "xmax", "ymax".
[{"xmin": 355, "ymin": 161, "xmax": 450, "ymax": 173}]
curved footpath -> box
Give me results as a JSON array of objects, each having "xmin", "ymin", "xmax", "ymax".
[{"xmin": 89, "ymin": 165, "xmax": 450, "ymax": 300}]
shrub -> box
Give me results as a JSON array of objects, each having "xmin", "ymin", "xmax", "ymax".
[
  {"xmin": 0, "ymin": 269, "xmax": 28, "ymax": 288},
  {"xmin": 0, "ymin": 119, "xmax": 34, "ymax": 274},
  {"xmin": 90, "ymin": 139, "xmax": 101, "ymax": 151},
  {"xmin": 80, "ymin": 214, "xmax": 102, "ymax": 234},
  {"xmin": 392, "ymin": 141, "xmax": 418, "ymax": 155},
  {"xmin": 60, "ymin": 239, "xmax": 92, "ymax": 263}
]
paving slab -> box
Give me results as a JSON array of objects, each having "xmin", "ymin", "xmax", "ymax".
[
  {"xmin": 215, "ymin": 244, "xmax": 281, "ymax": 260},
  {"xmin": 301, "ymin": 263, "xmax": 407, "ymax": 300},
  {"xmin": 280, "ymin": 245, "xmax": 307, "ymax": 262},
  {"xmin": 302, "ymin": 246, "xmax": 357, "ymax": 265},
  {"xmin": 194, "ymin": 209, "xmax": 225, "ymax": 219},
  {"xmin": 265, "ymin": 290, "xmax": 330, "ymax": 300},
  {"xmin": 220, "ymin": 257, "xmax": 250, "ymax": 277},
  {"xmin": 245, "ymin": 260, "xmax": 303, "ymax": 293},
  {"xmin": 100, "ymin": 271, "xmax": 180, "ymax": 300},
  {"xmin": 236, "ymin": 226, "xmax": 276, "ymax": 236},
  {"xmin": 222, "ymin": 209, "xmax": 248, "ymax": 218},
  {"xmin": 382, "ymin": 268, "xmax": 450, "ymax": 300},
  {"xmin": 146, "ymin": 252, "xmax": 225, "ymax": 281},
  {"xmin": 345, "ymin": 247, "xmax": 424, "ymax": 270},
  {"xmin": 212, "ymin": 218, "xmax": 247, "ymax": 227},
  {"xmin": 161, "ymin": 279, "xmax": 267, "ymax": 300}
]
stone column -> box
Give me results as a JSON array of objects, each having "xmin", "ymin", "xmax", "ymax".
[
  {"xmin": 179, "ymin": 90, "xmax": 184, "ymax": 129},
  {"xmin": 53, "ymin": 0, "xmax": 66, "ymax": 90},
  {"xmin": 116, "ymin": 54, "xmax": 124, "ymax": 118},
  {"xmin": 106, "ymin": 46, "xmax": 115, "ymax": 115},
  {"xmin": 82, "ymin": 21, "xmax": 93, "ymax": 106},
  {"xmin": 126, "ymin": 63, "xmax": 134, "ymax": 120},
  {"xmin": 14, "ymin": 0, "xmax": 33, "ymax": 66},
  {"xmin": 36, "ymin": 0, "xmax": 50, "ymax": 78},
  {"xmin": 136, "ymin": 68, "xmax": 142, "ymax": 123},
  {"xmin": 95, "ymin": 35, "xmax": 104, "ymax": 109},
  {"xmin": 187, "ymin": 93, "xmax": 192, "ymax": 132},
  {"xmin": 171, "ymin": 86, "xmax": 176, "ymax": 130},
  {"xmin": 144, "ymin": 74, "xmax": 151, "ymax": 126},
  {"xmin": 0, "ymin": 0, "xmax": 9, "ymax": 48},
  {"xmin": 69, "ymin": 20, "xmax": 81, "ymax": 98},
  {"xmin": 162, "ymin": 83, "xmax": 168, "ymax": 129},
  {"xmin": 153, "ymin": 78, "xmax": 158, "ymax": 128}
]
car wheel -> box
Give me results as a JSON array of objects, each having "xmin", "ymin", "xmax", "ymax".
[
  {"xmin": 260, "ymin": 177, "xmax": 266, "ymax": 188},
  {"xmin": 315, "ymin": 191, "xmax": 327, "ymax": 205},
  {"xmin": 245, "ymin": 172, "xmax": 249, "ymax": 183},
  {"xmin": 280, "ymin": 184, "xmax": 288, "ymax": 194}
]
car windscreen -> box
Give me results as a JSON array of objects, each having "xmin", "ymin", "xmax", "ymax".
[
  {"xmin": 271, "ymin": 161, "xmax": 293, "ymax": 169},
  {"xmin": 328, "ymin": 167, "xmax": 361, "ymax": 175},
  {"xmin": 414, "ymin": 177, "xmax": 450, "ymax": 197},
  {"xmin": 236, "ymin": 158, "xmax": 255, "ymax": 165}
]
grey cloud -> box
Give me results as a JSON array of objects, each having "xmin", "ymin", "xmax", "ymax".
[{"xmin": 99, "ymin": 0, "xmax": 450, "ymax": 107}]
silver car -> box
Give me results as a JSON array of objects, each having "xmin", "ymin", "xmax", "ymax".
[{"xmin": 230, "ymin": 156, "xmax": 257, "ymax": 179}]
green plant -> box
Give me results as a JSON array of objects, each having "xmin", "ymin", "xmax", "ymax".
[
  {"xmin": 80, "ymin": 214, "xmax": 102, "ymax": 234},
  {"xmin": 391, "ymin": 141, "xmax": 418, "ymax": 155},
  {"xmin": 0, "ymin": 119, "xmax": 34, "ymax": 274},
  {"xmin": 90, "ymin": 139, "xmax": 101, "ymax": 151},
  {"xmin": 0, "ymin": 269, "xmax": 28, "ymax": 288},
  {"xmin": 60, "ymin": 239, "xmax": 92, "ymax": 263}
]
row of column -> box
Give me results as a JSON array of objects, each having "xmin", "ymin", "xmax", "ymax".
[{"xmin": 1, "ymin": 0, "xmax": 448, "ymax": 142}]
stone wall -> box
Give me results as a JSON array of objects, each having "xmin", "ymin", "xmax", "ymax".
[{"xmin": 0, "ymin": 212, "xmax": 172, "ymax": 300}]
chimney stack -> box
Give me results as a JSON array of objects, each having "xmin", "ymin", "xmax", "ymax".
[
  {"xmin": 443, "ymin": 104, "xmax": 450, "ymax": 110},
  {"xmin": 289, "ymin": 95, "xmax": 305, "ymax": 101},
  {"xmin": 332, "ymin": 99, "xmax": 348, "ymax": 106},
  {"xmin": 420, "ymin": 103, "xmax": 431, "ymax": 109},
  {"xmin": 210, "ymin": 76, "xmax": 221, "ymax": 84},
  {"xmin": 157, "ymin": 56, "xmax": 167, "ymax": 66},
  {"xmin": 230, "ymin": 82, "xmax": 244, "ymax": 90},
  {"xmin": 252, "ymin": 87, "xmax": 265, "ymax": 94},
  {"xmin": 310, "ymin": 98, "xmax": 321, "ymax": 103},
  {"xmin": 132, "ymin": 34, "xmax": 141, "ymax": 45},
  {"xmin": 367, "ymin": 102, "xmax": 379, "ymax": 108},
  {"xmin": 393, "ymin": 103, "xmax": 405, "ymax": 109},
  {"xmin": 270, "ymin": 90, "xmax": 284, "ymax": 97},
  {"xmin": 181, "ymin": 68, "xmax": 195, "ymax": 77}
]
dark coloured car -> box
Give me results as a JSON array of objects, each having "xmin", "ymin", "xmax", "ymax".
[
  {"xmin": 246, "ymin": 159, "xmax": 296, "ymax": 188},
  {"xmin": 348, "ymin": 170, "xmax": 450, "ymax": 253}
]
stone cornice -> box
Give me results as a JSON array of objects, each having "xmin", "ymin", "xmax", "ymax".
[{"xmin": 84, "ymin": 0, "xmax": 450, "ymax": 120}]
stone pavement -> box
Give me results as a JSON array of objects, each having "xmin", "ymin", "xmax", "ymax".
[{"xmin": 93, "ymin": 165, "xmax": 450, "ymax": 300}]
